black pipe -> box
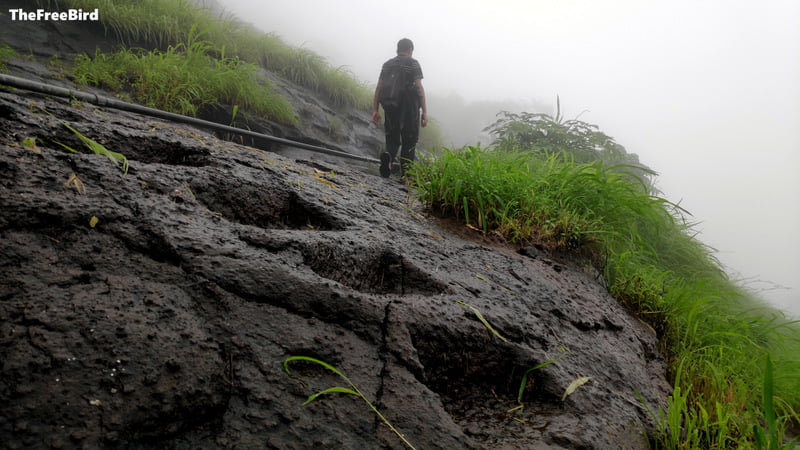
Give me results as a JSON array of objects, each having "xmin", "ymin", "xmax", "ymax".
[{"xmin": 0, "ymin": 73, "xmax": 380, "ymax": 164}]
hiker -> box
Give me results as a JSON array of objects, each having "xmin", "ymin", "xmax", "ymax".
[{"xmin": 372, "ymin": 38, "xmax": 428, "ymax": 177}]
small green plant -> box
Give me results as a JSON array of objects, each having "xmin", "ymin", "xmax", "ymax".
[
  {"xmin": 283, "ymin": 356, "xmax": 416, "ymax": 450},
  {"xmin": 516, "ymin": 354, "xmax": 566, "ymax": 404},
  {"xmin": 56, "ymin": 120, "xmax": 129, "ymax": 176},
  {"xmin": 644, "ymin": 371, "xmax": 701, "ymax": 449},
  {"xmin": 756, "ymin": 354, "xmax": 779, "ymax": 449},
  {"xmin": 0, "ymin": 42, "xmax": 17, "ymax": 71},
  {"xmin": 456, "ymin": 300, "xmax": 508, "ymax": 342},
  {"xmin": 754, "ymin": 355, "xmax": 798, "ymax": 449},
  {"xmin": 21, "ymin": 136, "xmax": 39, "ymax": 151},
  {"xmin": 229, "ymin": 104, "xmax": 239, "ymax": 126}
]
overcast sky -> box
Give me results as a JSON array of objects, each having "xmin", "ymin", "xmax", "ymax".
[{"xmin": 219, "ymin": 0, "xmax": 800, "ymax": 316}]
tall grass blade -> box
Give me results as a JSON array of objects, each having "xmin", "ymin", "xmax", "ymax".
[
  {"xmin": 58, "ymin": 120, "xmax": 129, "ymax": 175},
  {"xmin": 517, "ymin": 354, "xmax": 566, "ymax": 404},
  {"xmin": 284, "ymin": 356, "xmax": 417, "ymax": 450},
  {"xmin": 456, "ymin": 300, "xmax": 509, "ymax": 342}
]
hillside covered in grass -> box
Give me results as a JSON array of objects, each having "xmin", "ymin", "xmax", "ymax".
[
  {"xmin": 48, "ymin": 0, "xmax": 374, "ymax": 110},
  {"xmin": 409, "ymin": 106, "xmax": 800, "ymax": 448}
]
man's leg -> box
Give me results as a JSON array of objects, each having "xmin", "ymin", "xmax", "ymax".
[
  {"xmin": 382, "ymin": 106, "xmax": 402, "ymax": 177},
  {"xmin": 398, "ymin": 105, "xmax": 421, "ymax": 175}
]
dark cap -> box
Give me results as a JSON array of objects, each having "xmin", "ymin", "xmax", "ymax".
[{"xmin": 397, "ymin": 38, "xmax": 414, "ymax": 53}]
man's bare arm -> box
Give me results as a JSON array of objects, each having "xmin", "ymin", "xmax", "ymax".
[{"xmin": 415, "ymin": 79, "xmax": 428, "ymax": 127}]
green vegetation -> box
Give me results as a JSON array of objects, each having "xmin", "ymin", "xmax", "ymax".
[
  {"xmin": 409, "ymin": 107, "xmax": 800, "ymax": 448},
  {"xmin": 283, "ymin": 356, "xmax": 416, "ymax": 449},
  {"xmin": 517, "ymin": 355, "xmax": 565, "ymax": 404},
  {"xmin": 457, "ymin": 300, "xmax": 509, "ymax": 342},
  {"xmin": 35, "ymin": 106, "xmax": 130, "ymax": 175},
  {"xmin": 37, "ymin": 0, "xmax": 373, "ymax": 109},
  {"xmin": 55, "ymin": 118, "xmax": 129, "ymax": 175},
  {"xmin": 73, "ymin": 27, "xmax": 297, "ymax": 124},
  {"xmin": 486, "ymin": 97, "xmax": 656, "ymax": 192},
  {"xmin": 0, "ymin": 43, "xmax": 17, "ymax": 71}
]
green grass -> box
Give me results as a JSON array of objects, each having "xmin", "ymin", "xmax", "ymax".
[
  {"xmin": 408, "ymin": 115, "xmax": 800, "ymax": 448},
  {"xmin": 56, "ymin": 118, "xmax": 129, "ymax": 176},
  {"xmin": 485, "ymin": 97, "xmax": 657, "ymax": 192},
  {"xmin": 0, "ymin": 42, "xmax": 17, "ymax": 71},
  {"xmin": 457, "ymin": 300, "xmax": 510, "ymax": 342},
  {"xmin": 72, "ymin": 27, "xmax": 297, "ymax": 124},
  {"xmin": 35, "ymin": 106, "xmax": 130, "ymax": 175},
  {"xmin": 36, "ymin": 0, "xmax": 373, "ymax": 110},
  {"xmin": 284, "ymin": 356, "xmax": 417, "ymax": 449},
  {"xmin": 517, "ymin": 354, "xmax": 565, "ymax": 404}
]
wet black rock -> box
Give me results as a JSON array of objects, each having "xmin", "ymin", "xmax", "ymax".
[
  {"xmin": 0, "ymin": 15, "xmax": 670, "ymax": 449},
  {"xmin": 0, "ymin": 83, "xmax": 671, "ymax": 450}
]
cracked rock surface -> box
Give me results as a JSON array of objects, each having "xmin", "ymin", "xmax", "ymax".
[{"xmin": 0, "ymin": 82, "xmax": 671, "ymax": 449}]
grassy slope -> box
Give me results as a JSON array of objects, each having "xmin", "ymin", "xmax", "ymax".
[
  {"xmin": 20, "ymin": 0, "xmax": 373, "ymax": 127},
  {"xmin": 70, "ymin": 26, "xmax": 298, "ymax": 124},
  {"xmin": 41, "ymin": 0, "xmax": 374, "ymax": 110},
  {"xmin": 408, "ymin": 143, "xmax": 800, "ymax": 448}
]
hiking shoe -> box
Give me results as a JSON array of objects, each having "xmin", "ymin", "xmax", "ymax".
[
  {"xmin": 392, "ymin": 161, "xmax": 403, "ymax": 176},
  {"xmin": 379, "ymin": 152, "xmax": 392, "ymax": 178}
]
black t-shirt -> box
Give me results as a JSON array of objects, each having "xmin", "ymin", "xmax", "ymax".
[{"xmin": 378, "ymin": 55, "xmax": 423, "ymax": 107}]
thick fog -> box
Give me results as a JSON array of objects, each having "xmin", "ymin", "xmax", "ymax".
[{"xmin": 219, "ymin": 0, "xmax": 799, "ymax": 316}]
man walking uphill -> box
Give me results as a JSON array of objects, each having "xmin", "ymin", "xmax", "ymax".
[{"xmin": 372, "ymin": 38, "xmax": 428, "ymax": 177}]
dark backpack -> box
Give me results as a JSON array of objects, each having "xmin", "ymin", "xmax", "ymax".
[{"xmin": 378, "ymin": 57, "xmax": 415, "ymax": 108}]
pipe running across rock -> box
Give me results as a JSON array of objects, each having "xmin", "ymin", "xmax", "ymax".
[{"xmin": 0, "ymin": 73, "xmax": 380, "ymax": 164}]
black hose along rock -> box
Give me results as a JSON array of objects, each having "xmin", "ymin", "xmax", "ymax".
[{"xmin": 0, "ymin": 73, "xmax": 379, "ymax": 164}]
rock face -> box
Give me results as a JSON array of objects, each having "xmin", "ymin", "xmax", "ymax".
[
  {"xmin": 1, "ymin": 15, "xmax": 671, "ymax": 448},
  {"xmin": 0, "ymin": 81, "xmax": 671, "ymax": 449}
]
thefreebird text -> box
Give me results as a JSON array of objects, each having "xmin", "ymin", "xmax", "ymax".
[{"xmin": 8, "ymin": 8, "xmax": 100, "ymax": 21}]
